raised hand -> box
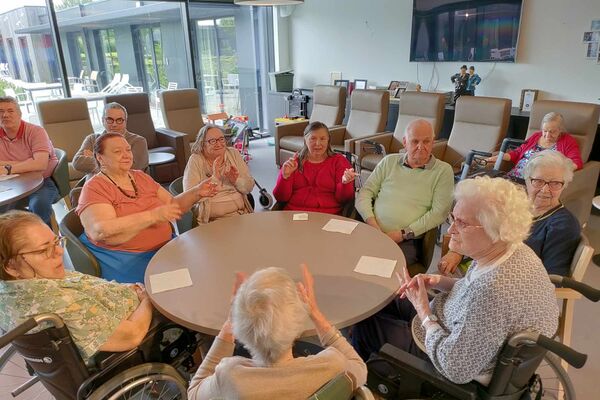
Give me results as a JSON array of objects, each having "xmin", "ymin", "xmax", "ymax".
[
  {"xmin": 224, "ymin": 165, "xmax": 239, "ymax": 184},
  {"xmin": 282, "ymin": 153, "xmax": 299, "ymax": 179},
  {"xmin": 212, "ymin": 155, "xmax": 225, "ymax": 181},
  {"xmin": 196, "ymin": 177, "xmax": 219, "ymax": 198},
  {"xmin": 403, "ymin": 274, "xmax": 432, "ymax": 320},
  {"xmin": 296, "ymin": 263, "xmax": 321, "ymax": 320},
  {"xmin": 342, "ymin": 168, "xmax": 357, "ymax": 184},
  {"xmin": 152, "ymin": 202, "xmax": 182, "ymax": 223}
]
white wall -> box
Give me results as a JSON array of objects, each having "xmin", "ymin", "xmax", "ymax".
[{"xmin": 282, "ymin": 0, "xmax": 600, "ymax": 105}]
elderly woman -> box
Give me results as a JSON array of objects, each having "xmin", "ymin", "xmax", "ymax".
[
  {"xmin": 0, "ymin": 211, "xmax": 152, "ymax": 362},
  {"xmin": 188, "ymin": 265, "xmax": 367, "ymax": 399},
  {"xmin": 273, "ymin": 121, "xmax": 356, "ymax": 214},
  {"xmin": 77, "ymin": 133, "xmax": 218, "ymax": 283},
  {"xmin": 352, "ymin": 177, "xmax": 558, "ymax": 385},
  {"xmin": 183, "ymin": 125, "xmax": 254, "ymax": 224},
  {"xmin": 487, "ymin": 112, "xmax": 583, "ymax": 180},
  {"xmin": 440, "ymin": 150, "xmax": 580, "ymax": 277}
]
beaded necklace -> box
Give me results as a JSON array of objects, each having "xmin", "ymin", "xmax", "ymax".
[{"xmin": 100, "ymin": 171, "xmax": 139, "ymax": 199}]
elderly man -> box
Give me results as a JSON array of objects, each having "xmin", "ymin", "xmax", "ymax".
[
  {"xmin": 0, "ymin": 96, "xmax": 59, "ymax": 225},
  {"xmin": 73, "ymin": 102, "xmax": 148, "ymax": 180},
  {"xmin": 356, "ymin": 119, "xmax": 454, "ymax": 267}
]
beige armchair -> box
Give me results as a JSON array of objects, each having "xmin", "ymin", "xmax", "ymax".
[
  {"xmin": 105, "ymin": 92, "xmax": 187, "ymax": 182},
  {"xmin": 275, "ymin": 85, "xmax": 346, "ymax": 166},
  {"xmin": 159, "ymin": 88, "xmax": 204, "ymax": 159},
  {"xmin": 526, "ymin": 100, "xmax": 599, "ymax": 226},
  {"xmin": 355, "ymin": 92, "xmax": 445, "ymax": 181},
  {"xmin": 37, "ymin": 98, "xmax": 93, "ymax": 186},
  {"xmin": 432, "ymin": 95, "xmax": 511, "ymax": 172}
]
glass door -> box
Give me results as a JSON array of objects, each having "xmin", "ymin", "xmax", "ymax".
[{"xmin": 133, "ymin": 25, "xmax": 165, "ymax": 94}]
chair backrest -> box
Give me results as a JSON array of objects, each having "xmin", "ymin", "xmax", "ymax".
[
  {"xmin": 168, "ymin": 177, "xmax": 195, "ymax": 234},
  {"xmin": 160, "ymin": 88, "xmax": 204, "ymax": 139},
  {"xmin": 569, "ymin": 233, "xmax": 594, "ymax": 282},
  {"xmin": 104, "ymin": 93, "xmax": 158, "ymax": 149},
  {"xmin": 168, "ymin": 176, "xmax": 184, "ymax": 196},
  {"xmin": 445, "ymin": 96, "xmax": 511, "ymax": 168},
  {"xmin": 346, "ymin": 90, "xmax": 389, "ymax": 139},
  {"xmin": 309, "ymin": 85, "xmax": 347, "ymax": 127},
  {"xmin": 308, "ymin": 372, "xmax": 354, "ymax": 400},
  {"xmin": 526, "ymin": 100, "xmax": 600, "ymax": 163},
  {"xmin": 37, "ymin": 98, "xmax": 93, "ymax": 161},
  {"xmin": 52, "ymin": 148, "xmax": 70, "ymax": 199},
  {"xmin": 390, "ymin": 92, "xmax": 445, "ymax": 153},
  {"xmin": 59, "ymin": 209, "xmax": 101, "ymax": 277}
]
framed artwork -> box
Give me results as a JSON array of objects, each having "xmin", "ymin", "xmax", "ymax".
[
  {"xmin": 334, "ymin": 79, "xmax": 349, "ymax": 89},
  {"xmin": 388, "ymin": 80, "xmax": 401, "ymax": 91},
  {"xmin": 519, "ymin": 89, "xmax": 539, "ymax": 112},
  {"xmin": 354, "ymin": 79, "xmax": 368, "ymax": 90},
  {"xmin": 394, "ymin": 87, "xmax": 407, "ymax": 98}
]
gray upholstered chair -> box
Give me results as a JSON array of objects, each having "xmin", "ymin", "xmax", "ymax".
[
  {"xmin": 159, "ymin": 88, "xmax": 204, "ymax": 159},
  {"xmin": 355, "ymin": 92, "xmax": 446, "ymax": 182},
  {"xmin": 37, "ymin": 98, "xmax": 93, "ymax": 186},
  {"xmin": 275, "ymin": 85, "xmax": 347, "ymax": 166},
  {"xmin": 432, "ymin": 95, "xmax": 511, "ymax": 172},
  {"xmin": 105, "ymin": 92, "xmax": 187, "ymax": 182},
  {"xmin": 327, "ymin": 89, "xmax": 389, "ymax": 157},
  {"xmin": 526, "ymin": 100, "xmax": 599, "ymax": 225}
]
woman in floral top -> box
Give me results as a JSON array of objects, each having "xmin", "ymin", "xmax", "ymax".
[{"xmin": 0, "ymin": 210, "xmax": 153, "ymax": 362}]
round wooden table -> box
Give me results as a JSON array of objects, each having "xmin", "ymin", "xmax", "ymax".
[
  {"xmin": 0, "ymin": 172, "xmax": 44, "ymax": 207},
  {"xmin": 145, "ymin": 211, "xmax": 405, "ymax": 336}
]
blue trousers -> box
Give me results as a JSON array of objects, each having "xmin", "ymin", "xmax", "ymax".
[{"xmin": 0, "ymin": 178, "xmax": 60, "ymax": 226}]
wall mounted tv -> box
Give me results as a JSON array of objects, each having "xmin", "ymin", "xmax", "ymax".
[{"xmin": 410, "ymin": 0, "xmax": 524, "ymax": 62}]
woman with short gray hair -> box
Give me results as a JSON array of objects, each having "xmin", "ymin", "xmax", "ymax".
[
  {"xmin": 486, "ymin": 111, "xmax": 583, "ymax": 180},
  {"xmin": 188, "ymin": 265, "xmax": 367, "ymax": 399}
]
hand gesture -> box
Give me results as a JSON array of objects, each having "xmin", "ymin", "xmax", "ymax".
[
  {"xmin": 438, "ymin": 251, "xmax": 463, "ymax": 276},
  {"xmin": 403, "ymin": 274, "xmax": 432, "ymax": 320},
  {"xmin": 83, "ymin": 149, "xmax": 93, "ymax": 157},
  {"xmin": 221, "ymin": 272, "xmax": 247, "ymax": 343},
  {"xmin": 152, "ymin": 202, "xmax": 182, "ymax": 223},
  {"xmin": 397, "ymin": 271, "xmax": 441, "ymax": 299},
  {"xmin": 196, "ymin": 177, "xmax": 219, "ymax": 198},
  {"xmin": 282, "ymin": 153, "xmax": 299, "ymax": 179},
  {"xmin": 296, "ymin": 264, "xmax": 321, "ymax": 320},
  {"xmin": 224, "ymin": 165, "xmax": 239, "ymax": 184},
  {"xmin": 387, "ymin": 230, "xmax": 403, "ymax": 243},
  {"xmin": 212, "ymin": 155, "xmax": 225, "ymax": 181},
  {"xmin": 342, "ymin": 168, "xmax": 357, "ymax": 184}
]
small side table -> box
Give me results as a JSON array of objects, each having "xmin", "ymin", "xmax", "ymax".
[
  {"xmin": 148, "ymin": 152, "xmax": 176, "ymax": 178},
  {"xmin": 592, "ymin": 196, "xmax": 600, "ymax": 266}
]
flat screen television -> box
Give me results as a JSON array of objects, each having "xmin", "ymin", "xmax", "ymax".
[{"xmin": 410, "ymin": 0, "xmax": 524, "ymax": 62}]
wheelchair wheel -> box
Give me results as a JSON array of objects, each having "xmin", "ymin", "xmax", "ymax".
[
  {"xmin": 88, "ymin": 362, "xmax": 187, "ymax": 400},
  {"xmin": 529, "ymin": 353, "xmax": 576, "ymax": 400},
  {"xmin": 0, "ymin": 345, "xmax": 54, "ymax": 399}
]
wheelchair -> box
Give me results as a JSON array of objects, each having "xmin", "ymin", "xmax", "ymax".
[
  {"xmin": 457, "ymin": 137, "xmax": 525, "ymax": 182},
  {"xmin": 0, "ymin": 313, "xmax": 202, "ymax": 399},
  {"xmin": 366, "ymin": 276, "xmax": 600, "ymax": 400}
]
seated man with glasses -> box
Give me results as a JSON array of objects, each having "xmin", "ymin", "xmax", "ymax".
[
  {"xmin": 439, "ymin": 150, "xmax": 580, "ymax": 277},
  {"xmin": 0, "ymin": 210, "xmax": 153, "ymax": 362},
  {"xmin": 73, "ymin": 102, "xmax": 148, "ymax": 180},
  {"xmin": 183, "ymin": 125, "xmax": 255, "ymax": 224}
]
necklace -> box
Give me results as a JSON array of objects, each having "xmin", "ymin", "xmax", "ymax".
[{"xmin": 100, "ymin": 171, "xmax": 138, "ymax": 199}]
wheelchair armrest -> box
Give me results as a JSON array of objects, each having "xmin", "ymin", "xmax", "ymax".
[{"xmin": 378, "ymin": 343, "xmax": 479, "ymax": 400}]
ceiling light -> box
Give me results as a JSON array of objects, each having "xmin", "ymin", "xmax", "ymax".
[{"xmin": 234, "ymin": 0, "xmax": 304, "ymax": 5}]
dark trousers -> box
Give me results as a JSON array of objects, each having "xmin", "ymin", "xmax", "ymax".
[{"xmin": 0, "ymin": 178, "xmax": 59, "ymax": 226}]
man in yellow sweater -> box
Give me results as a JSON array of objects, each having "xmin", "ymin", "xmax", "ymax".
[{"xmin": 356, "ymin": 119, "xmax": 454, "ymax": 267}]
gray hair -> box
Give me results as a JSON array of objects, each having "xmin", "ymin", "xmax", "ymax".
[
  {"xmin": 405, "ymin": 118, "xmax": 435, "ymax": 139},
  {"xmin": 454, "ymin": 176, "xmax": 532, "ymax": 245},
  {"xmin": 103, "ymin": 102, "xmax": 128, "ymax": 120},
  {"xmin": 541, "ymin": 112, "xmax": 565, "ymax": 132},
  {"xmin": 190, "ymin": 124, "xmax": 225, "ymax": 155},
  {"xmin": 0, "ymin": 96, "xmax": 21, "ymax": 112},
  {"xmin": 232, "ymin": 268, "xmax": 308, "ymax": 366},
  {"xmin": 523, "ymin": 150, "xmax": 574, "ymax": 185}
]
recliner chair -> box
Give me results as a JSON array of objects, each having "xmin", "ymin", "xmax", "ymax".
[
  {"xmin": 105, "ymin": 92, "xmax": 187, "ymax": 182},
  {"xmin": 159, "ymin": 88, "xmax": 204, "ymax": 159},
  {"xmin": 275, "ymin": 85, "xmax": 347, "ymax": 166},
  {"xmin": 355, "ymin": 92, "xmax": 446, "ymax": 181}
]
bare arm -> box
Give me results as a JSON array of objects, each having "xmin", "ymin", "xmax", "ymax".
[
  {"xmin": 162, "ymin": 179, "xmax": 218, "ymax": 212},
  {"xmin": 4, "ymin": 152, "xmax": 49, "ymax": 174},
  {"xmin": 99, "ymin": 297, "xmax": 153, "ymax": 352}
]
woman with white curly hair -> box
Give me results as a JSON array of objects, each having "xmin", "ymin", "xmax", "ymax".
[
  {"xmin": 352, "ymin": 176, "xmax": 559, "ymax": 385},
  {"xmin": 187, "ymin": 265, "xmax": 367, "ymax": 399}
]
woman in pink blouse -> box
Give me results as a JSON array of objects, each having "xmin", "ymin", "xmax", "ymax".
[{"xmin": 273, "ymin": 121, "xmax": 356, "ymax": 214}]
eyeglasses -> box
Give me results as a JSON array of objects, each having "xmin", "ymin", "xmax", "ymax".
[
  {"xmin": 105, "ymin": 117, "xmax": 125, "ymax": 125},
  {"xmin": 18, "ymin": 236, "xmax": 66, "ymax": 259},
  {"xmin": 205, "ymin": 137, "xmax": 226, "ymax": 146},
  {"xmin": 528, "ymin": 178, "xmax": 564, "ymax": 190},
  {"xmin": 446, "ymin": 212, "xmax": 483, "ymax": 231}
]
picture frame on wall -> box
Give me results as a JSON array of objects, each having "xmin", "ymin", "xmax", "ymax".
[
  {"xmin": 519, "ymin": 89, "xmax": 539, "ymax": 112},
  {"xmin": 586, "ymin": 42, "xmax": 599, "ymax": 59},
  {"xmin": 388, "ymin": 81, "xmax": 401, "ymax": 91},
  {"xmin": 354, "ymin": 79, "xmax": 368, "ymax": 90},
  {"xmin": 334, "ymin": 79, "xmax": 350, "ymax": 89},
  {"xmin": 393, "ymin": 81, "xmax": 410, "ymax": 98},
  {"xmin": 583, "ymin": 31, "xmax": 600, "ymax": 43}
]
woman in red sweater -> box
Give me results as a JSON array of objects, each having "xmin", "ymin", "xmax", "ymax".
[
  {"xmin": 487, "ymin": 112, "xmax": 583, "ymax": 180},
  {"xmin": 273, "ymin": 121, "xmax": 356, "ymax": 214}
]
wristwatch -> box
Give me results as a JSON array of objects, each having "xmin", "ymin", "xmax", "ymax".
[
  {"xmin": 421, "ymin": 313, "xmax": 439, "ymax": 328},
  {"xmin": 401, "ymin": 228, "xmax": 415, "ymax": 241},
  {"xmin": 3, "ymin": 164, "xmax": 11, "ymax": 175}
]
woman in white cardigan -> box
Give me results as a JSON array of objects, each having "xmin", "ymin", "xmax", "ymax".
[{"xmin": 183, "ymin": 125, "xmax": 254, "ymax": 224}]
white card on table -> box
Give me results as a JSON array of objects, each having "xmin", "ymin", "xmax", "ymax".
[
  {"xmin": 322, "ymin": 219, "xmax": 359, "ymax": 234},
  {"xmin": 354, "ymin": 256, "xmax": 397, "ymax": 278},
  {"xmin": 149, "ymin": 268, "xmax": 193, "ymax": 294},
  {"xmin": 293, "ymin": 213, "xmax": 309, "ymax": 221}
]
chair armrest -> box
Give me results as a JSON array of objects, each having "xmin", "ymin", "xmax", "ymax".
[
  {"xmin": 555, "ymin": 288, "xmax": 583, "ymax": 300},
  {"xmin": 354, "ymin": 132, "xmax": 393, "ymax": 160},
  {"xmin": 344, "ymin": 131, "xmax": 389, "ymax": 154},
  {"xmin": 329, "ymin": 125, "xmax": 347, "ymax": 145},
  {"xmin": 432, "ymin": 140, "xmax": 447, "ymax": 161},
  {"xmin": 156, "ymin": 127, "xmax": 188, "ymax": 174}
]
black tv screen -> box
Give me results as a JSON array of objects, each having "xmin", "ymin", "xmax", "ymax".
[{"xmin": 410, "ymin": 0, "xmax": 524, "ymax": 62}]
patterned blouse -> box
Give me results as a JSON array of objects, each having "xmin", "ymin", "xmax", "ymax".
[
  {"xmin": 412, "ymin": 244, "xmax": 559, "ymax": 385},
  {"xmin": 0, "ymin": 271, "xmax": 139, "ymax": 362},
  {"xmin": 507, "ymin": 143, "xmax": 557, "ymax": 180}
]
